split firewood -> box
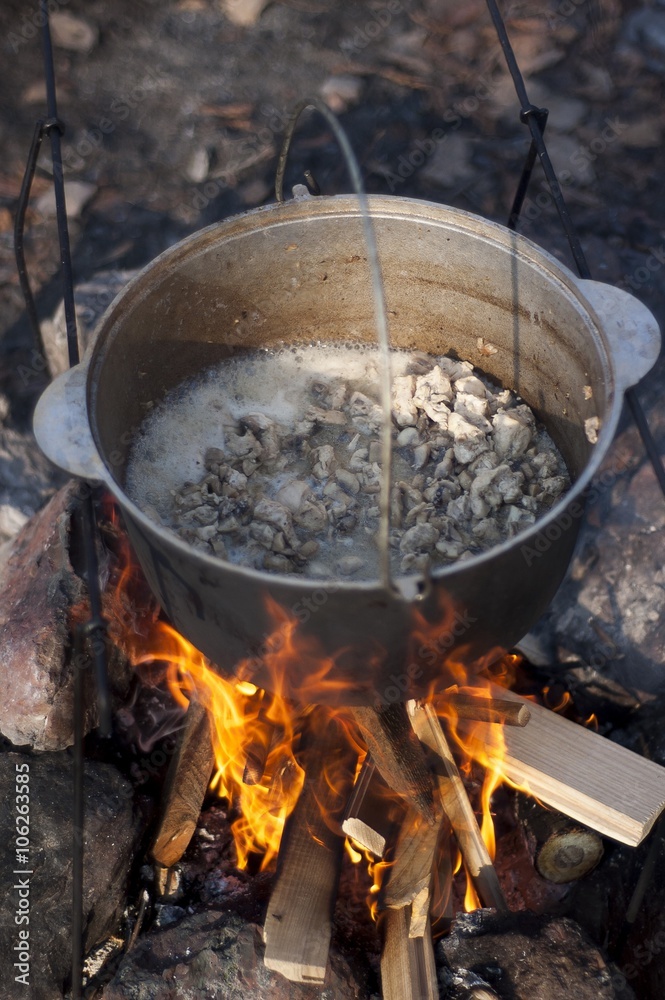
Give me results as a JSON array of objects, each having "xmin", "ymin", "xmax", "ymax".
[
  {"xmin": 263, "ymin": 707, "xmax": 357, "ymax": 983},
  {"xmin": 458, "ymin": 685, "xmax": 665, "ymax": 847},
  {"xmin": 265, "ymin": 752, "xmax": 301, "ymax": 815},
  {"xmin": 408, "ymin": 885, "xmax": 431, "ymax": 940},
  {"xmin": 430, "ymin": 819, "xmax": 454, "ymax": 933},
  {"xmin": 350, "ymin": 703, "xmax": 436, "ymax": 823},
  {"xmin": 515, "ymin": 793, "xmax": 604, "ymax": 884},
  {"xmin": 243, "ymin": 730, "xmax": 274, "ymax": 784},
  {"xmin": 435, "ymin": 690, "xmax": 531, "ymax": 727},
  {"xmin": 150, "ymin": 698, "xmax": 215, "ymax": 868},
  {"xmin": 242, "ymin": 693, "xmax": 279, "ymax": 785},
  {"xmin": 341, "ymin": 756, "xmax": 405, "ymax": 857},
  {"xmin": 153, "ymin": 864, "xmax": 182, "ymax": 900},
  {"xmin": 408, "ymin": 700, "xmax": 507, "ymax": 912},
  {"xmin": 380, "ymin": 906, "xmax": 438, "ymax": 1000},
  {"xmin": 383, "ymin": 806, "xmax": 441, "ymax": 911}
]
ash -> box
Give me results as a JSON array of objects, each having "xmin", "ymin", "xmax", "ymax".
[{"xmin": 126, "ymin": 344, "xmax": 570, "ymax": 580}]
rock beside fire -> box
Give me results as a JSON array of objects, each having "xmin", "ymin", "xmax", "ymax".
[
  {"xmin": 0, "ymin": 751, "xmax": 143, "ymax": 1000},
  {"xmin": 0, "ymin": 482, "xmax": 132, "ymax": 750},
  {"xmin": 101, "ymin": 908, "xmax": 370, "ymax": 1000},
  {"xmin": 439, "ymin": 910, "xmax": 634, "ymax": 999}
]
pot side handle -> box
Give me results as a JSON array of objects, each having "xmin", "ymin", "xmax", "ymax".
[
  {"xmin": 33, "ymin": 363, "xmax": 107, "ymax": 481},
  {"xmin": 578, "ymin": 279, "xmax": 661, "ymax": 392}
]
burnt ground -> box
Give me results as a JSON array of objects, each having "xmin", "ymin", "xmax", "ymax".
[{"xmin": 1, "ymin": 0, "xmax": 664, "ymax": 359}]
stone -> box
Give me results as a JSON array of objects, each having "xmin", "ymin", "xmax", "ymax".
[
  {"xmin": 41, "ymin": 269, "xmax": 138, "ymax": 378},
  {"xmin": 0, "ymin": 503, "xmax": 28, "ymax": 538},
  {"xmin": 221, "ymin": 0, "xmax": 271, "ymax": 27},
  {"xmin": 0, "ymin": 751, "xmax": 143, "ymax": 1000},
  {"xmin": 544, "ymin": 95, "xmax": 588, "ymax": 132},
  {"xmin": 186, "ymin": 148, "xmax": 210, "ymax": 183},
  {"xmin": 320, "ymin": 75, "xmax": 363, "ymax": 114},
  {"xmin": 526, "ymin": 362, "xmax": 665, "ymax": 697},
  {"xmin": 101, "ymin": 909, "xmax": 367, "ymax": 999},
  {"xmin": 50, "ymin": 11, "xmax": 99, "ymax": 53},
  {"xmin": 420, "ymin": 134, "xmax": 475, "ymax": 189},
  {"xmin": 545, "ymin": 133, "xmax": 595, "ymax": 187},
  {"xmin": 439, "ymin": 910, "xmax": 633, "ymax": 1000},
  {"xmin": 0, "ymin": 483, "xmax": 131, "ymax": 750},
  {"xmin": 35, "ymin": 180, "xmax": 97, "ymax": 220},
  {"xmin": 623, "ymin": 9, "xmax": 665, "ymax": 58}
]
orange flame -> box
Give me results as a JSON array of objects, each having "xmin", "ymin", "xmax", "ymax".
[{"xmin": 99, "ymin": 500, "xmax": 526, "ymax": 911}]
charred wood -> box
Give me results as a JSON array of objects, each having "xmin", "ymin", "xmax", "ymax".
[
  {"xmin": 436, "ymin": 690, "xmax": 531, "ymax": 727},
  {"xmin": 516, "ymin": 793, "xmax": 604, "ymax": 884},
  {"xmin": 150, "ymin": 698, "xmax": 215, "ymax": 868},
  {"xmin": 350, "ymin": 703, "xmax": 436, "ymax": 823},
  {"xmin": 341, "ymin": 756, "xmax": 405, "ymax": 858}
]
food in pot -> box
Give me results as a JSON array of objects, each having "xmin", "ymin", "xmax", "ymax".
[{"xmin": 125, "ymin": 345, "xmax": 570, "ymax": 579}]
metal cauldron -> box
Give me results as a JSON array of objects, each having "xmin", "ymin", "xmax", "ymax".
[{"xmin": 34, "ymin": 195, "xmax": 660, "ymax": 705}]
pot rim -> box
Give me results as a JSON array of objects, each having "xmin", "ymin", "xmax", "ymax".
[{"xmin": 84, "ymin": 195, "xmax": 627, "ymax": 595}]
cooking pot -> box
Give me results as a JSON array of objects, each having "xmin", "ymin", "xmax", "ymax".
[{"xmin": 33, "ymin": 195, "xmax": 660, "ymax": 705}]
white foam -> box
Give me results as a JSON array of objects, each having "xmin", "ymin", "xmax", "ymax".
[{"xmin": 125, "ymin": 344, "xmax": 410, "ymax": 520}]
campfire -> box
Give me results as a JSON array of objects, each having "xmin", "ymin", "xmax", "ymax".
[
  {"xmin": 8, "ymin": 7, "xmax": 664, "ymax": 996},
  {"xmin": 87, "ymin": 500, "xmax": 665, "ymax": 999}
]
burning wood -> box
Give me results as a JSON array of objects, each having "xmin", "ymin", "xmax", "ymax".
[
  {"xmin": 437, "ymin": 689, "xmax": 531, "ymax": 727},
  {"xmin": 350, "ymin": 703, "xmax": 437, "ymax": 823},
  {"xmin": 382, "ymin": 805, "xmax": 442, "ymax": 912},
  {"xmin": 409, "ymin": 701, "xmax": 508, "ymax": 912},
  {"xmin": 430, "ymin": 821, "xmax": 454, "ymax": 933},
  {"xmin": 242, "ymin": 691, "xmax": 279, "ymax": 785},
  {"xmin": 150, "ymin": 697, "xmax": 215, "ymax": 868},
  {"xmin": 458, "ymin": 686, "xmax": 665, "ymax": 846},
  {"xmin": 341, "ymin": 756, "xmax": 405, "ymax": 858},
  {"xmin": 263, "ymin": 707, "xmax": 357, "ymax": 983}
]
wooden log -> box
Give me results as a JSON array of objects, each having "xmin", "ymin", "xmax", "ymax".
[
  {"xmin": 341, "ymin": 756, "xmax": 405, "ymax": 858},
  {"xmin": 408, "ymin": 885, "xmax": 431, "ymax": 940},
  {"xmin": 385, "ymin": 808, "xmax": 454, "ymax": 938},
  {"xmin": 350, "ymin": 703, "xmax": 436, "ymax": 823},
  {"xmin": 150, "ymin": 698, "xmax": 214, "ymax": 868},
  {"xmin": 263, "ymin": 708, "xmax": 356, "ymax": 983},
  {"xmin": 153, "ymin": 863, "xmax": 182, "ymax": 900},
  {"xmin": 380, "ymin": 906, "xmax": 438, "ymax": 1000},
  {"xmin": 457, "ymin": 686, "xmax": 665, "ymax": 847},
  {"xmin": 515, "ymin": 793, "xmax": 604, "ymax": 883},
  {"xmin": 430, "ymin": 820, "xmax": 454, "ymax": 934},
  {"xmin": 242, "ymin": 716, "xmax": 277, "ymax": 785},
  {"xmin": 408, "ymin": 701, "xmax": 507, "ymax": 912},
  {"xmin": 435, "ymin": 691, "xmax": 530, "ymax": 727},
  {"xmin": 383, "ymin": 806, "xmax": 441, "ymax": 911},
  {"xmin": 266, "ymin": 752, "xmax": 300, "ymax": 814}
]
